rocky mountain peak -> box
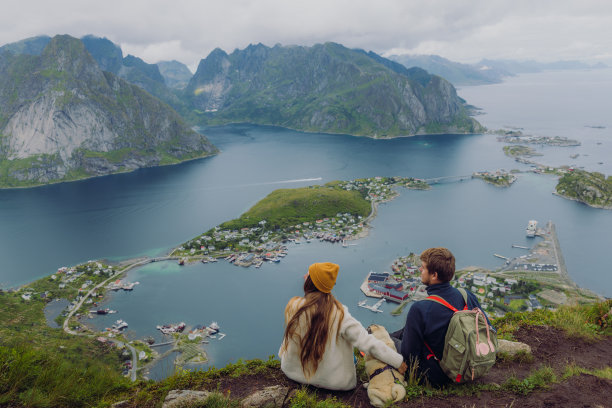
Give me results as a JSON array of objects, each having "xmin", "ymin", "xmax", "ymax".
[{"xmin": 41, "ymin": 35, "xmax": 103, "ymax": 82}]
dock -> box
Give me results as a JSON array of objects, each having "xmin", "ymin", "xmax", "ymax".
[
  {"xmin": 359, "ymin": 278, "xmax": 382, "ymax": 298},
  {"xmin": 493, "ymin": 253, "xmax": 509, "ymax": 260},
  {"xmin": 358, "ymin": 298, "xmax": 385, "ymax": 313},
  {"xmin": 512, "ymin": 244, "xmax": 530, "ymax": 249}
]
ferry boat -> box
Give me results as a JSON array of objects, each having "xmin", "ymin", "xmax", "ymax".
[{"xmin": 526, "ymin": 220, "xmax": 538, "ymax": 238}]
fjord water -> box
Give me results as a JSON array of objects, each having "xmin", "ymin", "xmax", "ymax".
[{"xmin": 1, "ymin": 69, "xmax": 611, "ymax": 378}]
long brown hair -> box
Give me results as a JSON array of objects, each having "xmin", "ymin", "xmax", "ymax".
[{"xmin": 281, "ymin": 275, "xmax": 345, "ymax": 378}]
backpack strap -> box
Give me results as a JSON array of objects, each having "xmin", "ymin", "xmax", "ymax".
[
  {"xmin": 425, "ymin": 289, "xmax": 469, "ymax": 311},
  {"xmin": 457, "ymin": 288, "xmax": 469, "ymax": 310},
  {"xmin": 423, "ymin": 289, "xmax": 470, "ymax": 362},
  {"xmin": 425, "ymin": 295, "xmax": 459, "ymax": 312}
]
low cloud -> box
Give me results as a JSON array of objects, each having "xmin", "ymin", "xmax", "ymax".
[{"xmin": 2, "ymin": 0, "xmax": 611, "ymax": 66}]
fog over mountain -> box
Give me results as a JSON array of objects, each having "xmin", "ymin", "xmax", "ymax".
[{"xmin": 2, "ymin": 1, "xmax": 611, "ymax": 70}]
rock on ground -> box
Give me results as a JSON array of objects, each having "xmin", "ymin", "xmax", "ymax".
[
  {"xmin": 497, "ymin": 339, "xmax": 531, "ymax": 355},
  {"xmin": 163, "ymin": 390, "xmax": 212, "ymax": 408},
  {"xmin": 241, "ymin": 385, "xmax": 292, "ymax": 408}
]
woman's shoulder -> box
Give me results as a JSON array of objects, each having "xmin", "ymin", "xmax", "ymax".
[{"xmin": 285, "ymin": 296, "xmax": 305, "ymax": 315}]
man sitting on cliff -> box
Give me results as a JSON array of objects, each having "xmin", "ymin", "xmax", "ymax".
[{"xmin": 391, "ymin": 247, "xmax": 493, "ymax": 387}]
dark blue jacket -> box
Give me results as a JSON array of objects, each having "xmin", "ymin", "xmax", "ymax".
[{"xmin": 399, "ymin": 282, "xmax": 491, "ymax": 387}]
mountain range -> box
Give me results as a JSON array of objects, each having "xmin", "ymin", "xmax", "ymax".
[
  {"xmin": 0, "ymin": 34, "xmax": 504, "ymax": 186},
  {"xmin": 0, "ymin": 35, "xmax": 216, "ymax": 187},
  {"xmin": 185, "ymin": 42, "xmax": 481, "ymax": 137},
  {"xmin": 389, "ymin": 54, "xmax": 607, "ymax": 86}
]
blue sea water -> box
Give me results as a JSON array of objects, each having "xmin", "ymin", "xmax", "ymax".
[{"xmin": 1, "ymin": 69, "xmax": 611, "ymax": 379}]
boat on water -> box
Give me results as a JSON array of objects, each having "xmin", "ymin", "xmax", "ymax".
[
  {"xmin": 178, "ymin": 259, "xmax": 185, "ymax": 266},
  {"xmin": 112, "ymin": 319, "xmax": 128, "ymax": 330},
  {"xmin": 95, "ymin": 308, "xmax": 117, "ymax": 315},
  {"xmin": 526, "ymin": 220, "xmax": 538, "ymax": 238},
  {"xmin": 342, "ymin": 240, "xmax": 348, "ymax": 248},
  {"xmin": 203, "ymin": 321, "xmax": 221, "ymax": 335},
  {"xmin": 122, "ymin": 282, "xmax": 137, "ymax": 291}
]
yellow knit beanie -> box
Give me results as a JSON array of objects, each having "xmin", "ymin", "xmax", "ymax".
[{"xmin": 308, "ymin": 262, "xmax": 339, "ymax": 293}]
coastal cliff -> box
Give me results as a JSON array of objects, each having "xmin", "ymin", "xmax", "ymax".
[
  {"xmin": 185, "ymin": 42, "xmax": 483, "ymax": 137},
  {"xmin": 0, "ymin": 35, "xmax": 217, "ymax": 187}
]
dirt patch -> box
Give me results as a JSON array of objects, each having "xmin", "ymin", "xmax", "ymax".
[{"xmin": 513, "ymin": 325, "xmax": 612, "ymax": 371}]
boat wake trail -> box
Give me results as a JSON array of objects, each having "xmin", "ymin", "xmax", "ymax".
[{"xmin": 237, "ymin": 177, "xmax": 322, "ymax": 187}]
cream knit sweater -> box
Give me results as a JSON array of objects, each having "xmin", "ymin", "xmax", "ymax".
[{"xmin": 279, "ymin": 296, "xmax": 404, "ymax": 391}]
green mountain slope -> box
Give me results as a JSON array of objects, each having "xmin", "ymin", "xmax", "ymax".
[
  {"xmin": 0, "ymin": 35, "xmax": 217, "ymax": 187},
  {"xmin": 185, "ymin": 42, "xmax": 483, "ymax": 137}
]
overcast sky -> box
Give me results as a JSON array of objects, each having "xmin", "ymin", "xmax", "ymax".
[{"xmin": 3, "ymin": 0, "xmax": 612, "ymax": 71}]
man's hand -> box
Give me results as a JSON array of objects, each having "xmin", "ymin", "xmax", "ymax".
[{"xmin": 397, "ymin": 361, "xmax": 408, "ymax": 375}]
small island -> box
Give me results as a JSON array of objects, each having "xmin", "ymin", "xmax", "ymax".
[
  {"xmin": 497, "ymin": 132, "xmax": 580, "ymax": 147},
  {"xmin": 555, "ymin": 169, "xmax": 612, "ymax": 209},
  {"xmin": 473, "ymin": 170, "xmax": 517, "ymax": 187},
  {"xmin": 503, "ymin": 145, "xmax": 543, "ymax": 158}
]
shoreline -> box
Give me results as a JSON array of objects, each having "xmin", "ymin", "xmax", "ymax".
[
  {"xmin": 0, "ymin": 150, "xmax": 218, "ymax": 191},
  {"xmin": 200, "ymin": 121, "xmax": 483, "ymax": 141},
  {"xmin": 552, "ymin": 191, "xmax": 612, "ymax": 210}
]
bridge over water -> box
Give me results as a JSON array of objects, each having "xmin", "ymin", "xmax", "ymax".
[{"xmin": 423, "ymin": 175, "xmax": 473, "ymax": 184}]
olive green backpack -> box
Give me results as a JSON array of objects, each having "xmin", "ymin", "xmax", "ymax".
[{"xmin": 425, "ymin": 288, "xmax": 497, "ymax": 383}]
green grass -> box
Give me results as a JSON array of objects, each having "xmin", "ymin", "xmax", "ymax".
[
  {"xmin": 0, "ymin": 339, "xmax": 131, "ymax": 407},
  {"xmin": 81, "ymin": 147, "xmax": 137, "ymax": 163},
  {"xmin": 289, "ymin": 388, "xmax": 350, "ymax": 408},
  {"xmin": 167, "ymin": 392, "xmax": 240, "ymax": 408},
  {"xmin": 503, "ymin": 366, "xmax": 557, "ymax": 395},
  {"xmin": 493, "ymin": 299, "xmax": 612, "ymax": 340},
  {"xmin": 219, "ymin": 184, "xmax": 370, "ymax": 231}
]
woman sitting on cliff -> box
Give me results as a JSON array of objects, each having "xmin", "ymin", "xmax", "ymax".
[{"xmin": 279, "ymin": 262, "xmax": 407, "ymax": 390}]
